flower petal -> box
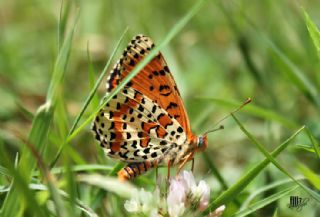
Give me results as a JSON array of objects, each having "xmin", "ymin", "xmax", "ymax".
[{"xmin": 207, "ymin": 205, "xmax": 226, "ymax": 217}]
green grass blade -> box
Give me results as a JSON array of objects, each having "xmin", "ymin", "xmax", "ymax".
[
  {"xmin": 31, "ymin": 144, "xmax": 68, "ymax": 217},
  {"xmin": 0, "ymin": 165, "xmax": 10, "ymax": 177},
  {"xmin": 68, "ymin": 27, "xmax": 129, "ymax": 135},
  {"xmin": 305, "ymin": 127, "xmax": 320, "ymax": 159},
  {"xmin": 34, "ymin": 164, "xmax": 113, "ymax": 176},
  {"xmin": 108, "ymin": 162, "xmax": 124, "ymax": 176},
  {"xmin": 86, "ymin": 41, "xmax": 99, "ymax": 107},
  {"xmin": 47, "ymin": 12, "xmax": 78, "ymax": 104},
  {"xmin": 1, "ymin": 12, "xmax": 78, "ymax": 216},
  {"xmin": 222, "ymin": 2, "xmax": 320, "ymax": 108},
  {"xmin": 232, "ymin": 114, "xmax": 320, "ymax": 203},
  {"xmin": 58, "ymin": 0, "xmax": 71, "ymax": 51},
  {"xmin": 26, "ymin": 184, "xmax": 98, "ymax": 217},
  {"xmin": 202, "ymin": 152, "xmax": 229, "ymax": 190},
  {"xmin": 297, "ymin": 163, "xmax": 320, "ymax": 190},
  {"xmin": 64, "ymin": 158, "xmax": 77, "ymax": 216},
  {"xmin": 1, "ymin": 103, "xmax": 54, "ymax": 217},
  {"xmin": 204, "ymin": 126, "xmax": 304, "ymax": 213},
  {"xmin": 78, "ymin": 174, "xmax": 136, "ymax": 198},
  {"xmin": 272, "ymin": 208, "xmax": 278, "ymax": 217},
  {"xmin": 67, "ymin": 0, "xmax": 207, "ymax": 143},
  {"xmin": 50, "ymin": 28, "xmax": 128, "ymax": 168},
  {"xmin": 0, "ymin": 141, "xmax": 48, "ymax": 217},
  {"xmin": 268, "ymin": 39, "xmax": 320, "ymax": 107},
  {"xmin": 240, "ymin": 178, "xmax": 303, "ymax": 209},
  {"xmin": 303, "ymin": 9, "xmax": 320, "ymax": 59},
  {"xmin": 232, "ymin": 185, "xmax": 298, "ymax": 217},
  {"xmin": 197, "ymin": 97, "xmax": 298, "ymax": 128}
]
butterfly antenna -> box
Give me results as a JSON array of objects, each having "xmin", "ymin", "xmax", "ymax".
[{"xmin": 204, "ymin": 98, "xmax": 252, "ymax": 135}]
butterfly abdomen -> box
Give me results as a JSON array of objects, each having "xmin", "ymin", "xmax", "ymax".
[{"xmin": 118, "ymin": 160, "xmax": 158, "ymax": 181}]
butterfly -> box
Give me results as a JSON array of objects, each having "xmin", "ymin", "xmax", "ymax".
[{"xmin": 92, "ymin": 34, "xmax": 208, "ymax": 181}]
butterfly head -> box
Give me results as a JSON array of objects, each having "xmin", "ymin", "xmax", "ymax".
[{"xmin": 195, "ymin": 134, "xmax": 208, "ymax": 152}]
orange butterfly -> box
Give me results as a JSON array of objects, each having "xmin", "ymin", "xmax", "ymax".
[{"xmin": 92, "ymin": 35, "xmax": 208, "ymax": 181}]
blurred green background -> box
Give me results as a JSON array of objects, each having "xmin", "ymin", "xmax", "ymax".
[{"xmin": 1, "ymin": 0, "xmax": 320, "ymax": 216}]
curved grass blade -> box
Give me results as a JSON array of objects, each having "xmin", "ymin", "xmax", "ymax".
[
  {"xmin": 34, "ymin": 164, "xmax": 113, "ymax": 176},
  {"xmin": 67, "ymin": 0, "xmax": 207, "ymax": 143},
  {"xmin": 240, "ymin": 177, "xmax": 304, "ymax": 209},
  {"xmin": 304, "ymin": 9, "xmax": 320, "ymax": 59},
  {"xmin": 0, "ymin": 140, "xmax": 48, "ymax": 217},
  {"xmin": 305, "ymin": 127, "xmax": 320, "ymax": 159},
  {"xmin": 196, "ymin": 97, "xmax": 298, "ymax": 128},
  {"xmin": 50, "ymin": 28, "xmax": 129, "ymax": 167},
  {"xmin": 232, "ymin": 185, "xmax": 298, "ymax": 217},
  {"xmin": 232, "ymin": 114, "xmax": 320, "ymax": 203},
  {"xmin": 224, "ymin": 2, "xmax": 320, "ymax": 108},
  {"xmin": 267, "ymin": 37, "xmax": 320, "ymax": 108},
  {"xmin": 78, "ymin": 174, "xmax": 136, "ymax": 198},
  {"xmin": 297, "ymin": 163, "xmax": 320, "ymax": 190},
  {"xmin": 27, "ymin": 184, "xmax": 98, "ymax": 217},
  {"xmin": 204, "ymin": 126, "xmax": 304, "ymax": 214},
  {"xmin": 2, "ymin": 11, "xmax": 79, "ymax": 216}
]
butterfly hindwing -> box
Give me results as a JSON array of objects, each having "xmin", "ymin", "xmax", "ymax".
[{"xmin": 93, "ymin": 87, "xmax": 187, "ymax": 163}]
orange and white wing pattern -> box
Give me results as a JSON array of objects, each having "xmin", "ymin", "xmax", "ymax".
[{"xmin": 92, "ymin": 35, "xmax": 197, "ymax": 180}]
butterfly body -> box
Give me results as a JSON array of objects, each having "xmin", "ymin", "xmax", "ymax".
[{"xmin": 92, "ymin": 35, "xmax": 208, "ymax": 180}]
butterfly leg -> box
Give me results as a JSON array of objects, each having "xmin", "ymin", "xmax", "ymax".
[
  {"xmin": 177, "ymin": 152, "xmax": 194, "ymax": 175},
  {"xmin": 191, "ymin": 158, "xmax": 195, "ymax": 173},
  {"xmin": 167, "ymin": 160, "xmax": 171, "ymax": 180},
  {"xmin": 156, "ymin": 166, "xmax": 159, "ymax": 181}
]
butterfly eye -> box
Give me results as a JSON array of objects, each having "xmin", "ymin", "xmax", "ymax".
[{"xmin": 197, "ymin": 136, "xmax": 204, "ymax": 148}]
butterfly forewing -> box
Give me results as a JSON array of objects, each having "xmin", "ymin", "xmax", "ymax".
[{"xmin": 106, "ymin": 35, "xmax": 191, "ymax": 136}]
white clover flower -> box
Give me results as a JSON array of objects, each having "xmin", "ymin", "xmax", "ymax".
[
  {"xmin": 167, "ymin": 170, "xmax": 212, "ymax": 216},
  {"xmin": 124, "ymin": 170, "xmax": 218, "ymax": 217}
]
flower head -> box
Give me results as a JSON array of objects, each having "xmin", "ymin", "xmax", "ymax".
[
  {"xmin": 167, "ymin": 170, "xmax": 211, "ymax": 216},
  {"xmin": 123, "ymin": 170, "xmax": 223, "ymax": 217},
  {"xmin": 124, "ymin": 187, "xmax": 159, "ymax": 215}
]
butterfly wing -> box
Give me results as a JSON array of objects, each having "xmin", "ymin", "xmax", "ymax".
[
  {"xmin": 92, "ymin": 35, "xmax": 193, "ymax": 166},
  {"xmin": 106, "ymin": 35, "xmax": 192, "ymax": 136}
]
